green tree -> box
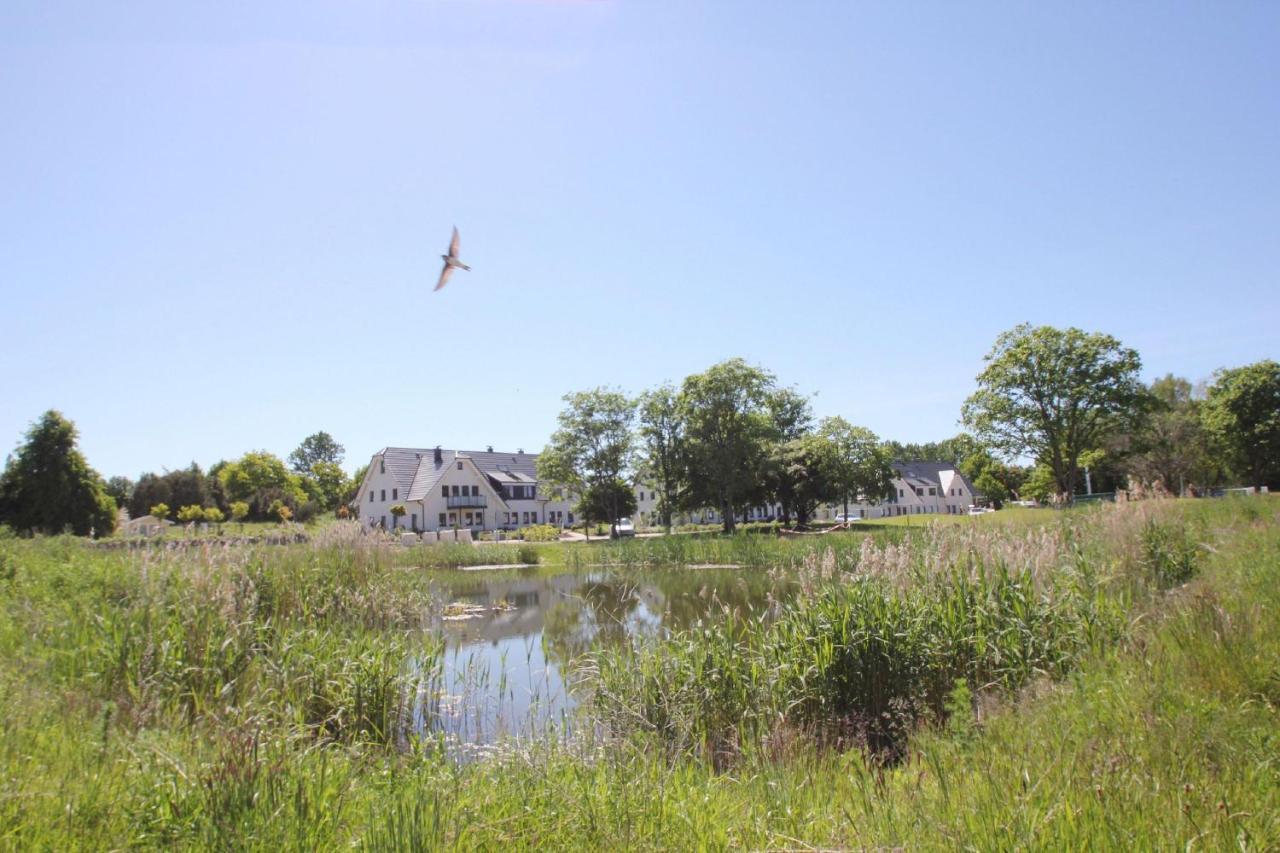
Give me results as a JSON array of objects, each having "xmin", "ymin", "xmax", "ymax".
[
  {"xmin": 883, "ymin": 434, "xmax": 984, "ymax": 465},
  {"xmin": 176, "ymin": 504, "xmax": 205, "ymax": 525},
  {"xmin": 768, "ymin": 432, "xmax": 841, "ymax": 526},
  {"xmin": 962, "ymin": 324, "xmax": 1146, "ymax": 501},
  {"xmin": 288, "ymin": 431, "xmax": 345, "ymax": 474},
  {"xmin": 0, "ymin": 410, "xmax": 117, "ymax": 536},
  {"xmin": 1122, "ymin": 375, "xmax": 1221, "ymax": 494},
  {"xmin": 229, "ymin": 501, "xmax": 249, "ymax": 531},
  {"xmin": 218, "ymin": 451, "xmax": 306, "ymax": 519},
  {"xmin": 1202, "ymin": 360, "xmax": 1280, "ymax": 490},
  {"xmin": 817, "ymin": 417, "xmax": 895, "ymax": 518},
  {"xmin": 958, "ymin": 447, "xmax": 1027, "ymax": 508},
  {"xmin": 577, "ymin": 479, "xmax": 638, "ymax": 533},
  {"xmin": 149, "ymin": 503, "xmax": 170, "ymax": 522},
  {"xmin": 679, "ymin": 359, "xmax": 778, "ymax": 533},
  {"xmin": 203, "ymin": 506, "xmax": 225, "ymax": 525},
  {"xmin": 104, "ymin": 476, "xmax": 134, "ymax": 509},
  {"xmin": 635, "ymin": 385, "xmax": 685, "ymax": 531},
  {"xmin": 538, "ymin": 388, "xmax": 635, "ymax": 538},
  {"xmin": 1020, "ymin": 464, "xmax": 1058, "ymax": 504},
  {"xmin": 300, "ymin": 460, "xmax": 350, "ymax": 511},
  {"xmin": 388, "ymin": 503, "xmax": 406, "ymax": 529}
]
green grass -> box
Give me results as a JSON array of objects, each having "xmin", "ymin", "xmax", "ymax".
[{"xmin": 0, "ymin": 498, "xmax": 1276, "ymax": 848}]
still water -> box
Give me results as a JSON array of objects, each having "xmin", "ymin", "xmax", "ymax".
[{"xmin": 411, "ymin": 565, "xmax": 794, "ymax": 753}]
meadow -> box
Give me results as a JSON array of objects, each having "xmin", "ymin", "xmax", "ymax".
[{"xmin": 0, "ymin": 498, "xmax": 1276, "ymax": 849}]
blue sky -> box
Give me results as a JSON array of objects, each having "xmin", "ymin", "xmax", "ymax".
[{"xmin": 2, "ymin": 1, "xmax": 1277, "ymax": 479}]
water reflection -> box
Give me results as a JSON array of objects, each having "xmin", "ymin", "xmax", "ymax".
[{"xmin": 413, "ymin": 566, "xmax": 793, "ymax": 753}]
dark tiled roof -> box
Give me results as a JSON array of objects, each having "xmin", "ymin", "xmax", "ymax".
[
  {"xmin": 371, "ymin": 446, "xmax": 543, "ymax": 502},
  {"xmin": 892, "ymin": 460, "xmax": 979, "ymax": 495}
]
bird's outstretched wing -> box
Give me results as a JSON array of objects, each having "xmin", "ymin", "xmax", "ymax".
[
  {"xmin": 434, "ymin": 260, "xmax": 454, "ymax": 292},
  {"xmin": 449, "ymin": 226, "xmax": 461, "ymax": 258}
]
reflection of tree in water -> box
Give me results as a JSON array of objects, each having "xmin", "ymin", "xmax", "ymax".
[
  {"xmin": 543, "ymin": 569, "xmax": 801, "ymax": 671},
  {"xmin": 543, "ymin": 577, "xmax": 643, "ymax": 669},
  {"xmin": 647, "ymin": 569, "xmax": 796, "ymax": 631}
]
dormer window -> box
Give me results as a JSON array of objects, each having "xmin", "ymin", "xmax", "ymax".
[
  {"xmin": 457, "ymin": 461, "xmax": 463, "ymax": 470},
  {"xmin": 379, "ymin": 460, "xmax": 385, "ymax": 474}
]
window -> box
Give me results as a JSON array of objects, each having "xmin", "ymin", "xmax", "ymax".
[
  {"xmin": 380, "ymin": 489, "xmax": 386, "ymax": 501},
  {"xmin": 392, "ymin": 488, "xmax": 398, "ymax": 500},
  {"xmin": 899, "ymin": 489, "xmax": 904, "ymax": 497},
  {"xmin": 471, "ymin": 485, "xmax": 479, "ymax": 496},
  {"xmin": 928, "ymin": 488, "xmax": 936, "ymax": 496},
  {"xmin": 457, "ymin": 461, "xmax": 463, "ymax": 470},
  {"xmin": 369, "ymin": 491, "xmax": 374, "ymax": 503},
  {"xmin": 522, "ymin": 512, "xmax": 529, "ymax": 524},
  {"xmin": 448, "ymin": 512, "xmax": 456, "ymax": 524},
  {"xmin": 380, "ymin": 515, "xmax": 386, "ymax": 527},
  {"xmin": 442, "ymin": 486, "xmax": 448, "ymax": 497},
  {"xmin": 568, "ymin": 512, "xmax": 574, "ymax": 523},
  {"xmin": 379, "ymin": 460, "xmax": 385, "ymax": 474},
  {"xmin": 465, "ymin": 512, "xmax": 473, "ymax": 525},
  {"xmin": 451, "ymin": 485, "xmax": 460, "ymax": 496},
  {"xmin": 639, "ymin": 491, "xmax": 645, "ymax": 501},
  {"xmin": 411, "ymin": 513, "xmax": 417, "ymax": 529},
  {"xmin": 438, "ymin": 513, "xmax": 446, "ymax": 525}
]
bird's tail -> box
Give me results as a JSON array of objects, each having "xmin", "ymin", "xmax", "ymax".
[{"xmin": 459, "ymin": 263, "xmax": 472, "ymax": 271}]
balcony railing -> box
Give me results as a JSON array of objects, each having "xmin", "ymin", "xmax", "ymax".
[{"xmin": 446, "ymin": 495, "xmax": 488, "ymax": 509}]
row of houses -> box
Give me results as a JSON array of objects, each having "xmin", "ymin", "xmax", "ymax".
[{"xmin": 356, "ymin": 446, "xmax": 981, "ymax": 533}]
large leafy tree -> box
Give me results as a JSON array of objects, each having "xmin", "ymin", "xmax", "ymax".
[
  {"xmin": 0, "ymin": 410, "xmax": 117, "ymax": 536},
  {"xmin": 767, "ymin": 432, "xmax": 841, "ymax": 526},
  {"xmin": 679, "ymin": 358, "xmax": 778, "ymax": 533},
  {"xmin": 817, "ymin": 417, "xmax": 895, "ymax": 517},
  {"xmin": 962, "ymin": 324, "xmax": 1146, "ymax": 501},
  {"xmin": 288, "ymin": 431, "xmax": 345, "ymax": 474},
  {"xmin": 636, "ymin": 385, "xmax": 685, "ymax": 531},
  {"xmin": 538, "ymin": 388, "xmax": 636, "ymax": 536},
  {"xmin": 1202, "ymin": 360, "xmax": 1280, "ymax": 490}
]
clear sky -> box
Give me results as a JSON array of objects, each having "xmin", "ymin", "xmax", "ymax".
[{"xmin": 2, "ymin": 1, "xmax": 1277, "ymax": 479}]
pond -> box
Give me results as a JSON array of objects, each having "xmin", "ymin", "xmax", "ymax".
[{"xmin": 411, "ymin": 564, "xmax": 797, "ymax": 756}]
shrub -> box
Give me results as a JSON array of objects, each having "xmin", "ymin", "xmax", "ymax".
[{"xmin": 520, "ymin": 524, "xmax": 560, "ymax": 542}]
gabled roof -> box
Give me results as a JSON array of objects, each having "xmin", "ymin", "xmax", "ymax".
[
  {"xmin": 365, "ymin": 446, "xmax": 542, "ymax": 504},
  {"xmin": 892, "ymin": 460, "xmax": 979, "ymax": 495}
]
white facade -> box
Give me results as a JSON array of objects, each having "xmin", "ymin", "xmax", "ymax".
[{"xmin": 357, "ymin": 447, "xmax": 576, "ymax": 533}]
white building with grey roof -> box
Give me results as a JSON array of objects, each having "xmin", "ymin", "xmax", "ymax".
[{"xmin": 356, "ymin": 446, "xmax": 575, "ymax": 533}]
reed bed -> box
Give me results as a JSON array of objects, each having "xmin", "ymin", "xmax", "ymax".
[{"xmin": 0, "ymin": 497, "xmax": 1276, "ymax": 849}]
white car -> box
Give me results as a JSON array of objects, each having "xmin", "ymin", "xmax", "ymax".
[
  {"xmin": 613, "ymin": 517, "xmax": 636, "ymax": 537},
  {"xmin": 833, "ymin": 514, "xmax": 863, "ymax": 524}
]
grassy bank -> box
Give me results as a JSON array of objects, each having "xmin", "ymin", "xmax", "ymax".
[{"xmin": 1, "ymin": 498, "xmax": 1276, "ymax": 848}]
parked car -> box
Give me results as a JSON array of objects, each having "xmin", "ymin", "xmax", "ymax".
[
  {"xmin": 833, "ymin": 514, "xmax": 862, "ymax": 524},
  {"xmin": 613, "ymin": 517, "xmax": 636, "ymax": 537}
]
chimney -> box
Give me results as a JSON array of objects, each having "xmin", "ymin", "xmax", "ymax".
[{"xmin": 433, "ymin": 446, "xmax": 442, "ymax": 465}]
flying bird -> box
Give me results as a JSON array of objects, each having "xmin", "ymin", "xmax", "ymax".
[{"xmin": 434, "ymin": 226, "xmax": 471, "ymax": 291}]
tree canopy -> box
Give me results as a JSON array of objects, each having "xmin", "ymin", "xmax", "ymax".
[
  {"xmin": 0, "ymin": 410, "xmax": 117, "ymax": 536},
  {"xmin": 962, "ymin": 324, "xmax": 1145, "ymax": 500},
  {"xmin": 288, "ymin": 431, "xmax": 345, "ymax": 474},
  {"xmin": 679, "ymin": 358, "xmax": 778, "ymax": 533},
  {"xmin": 1202, "ymin": 360, "xmax": 1280, "ymax": 490},
  {"xmin": 538, "ymin": 389, "xmax": 636, "ymax": 533}
]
